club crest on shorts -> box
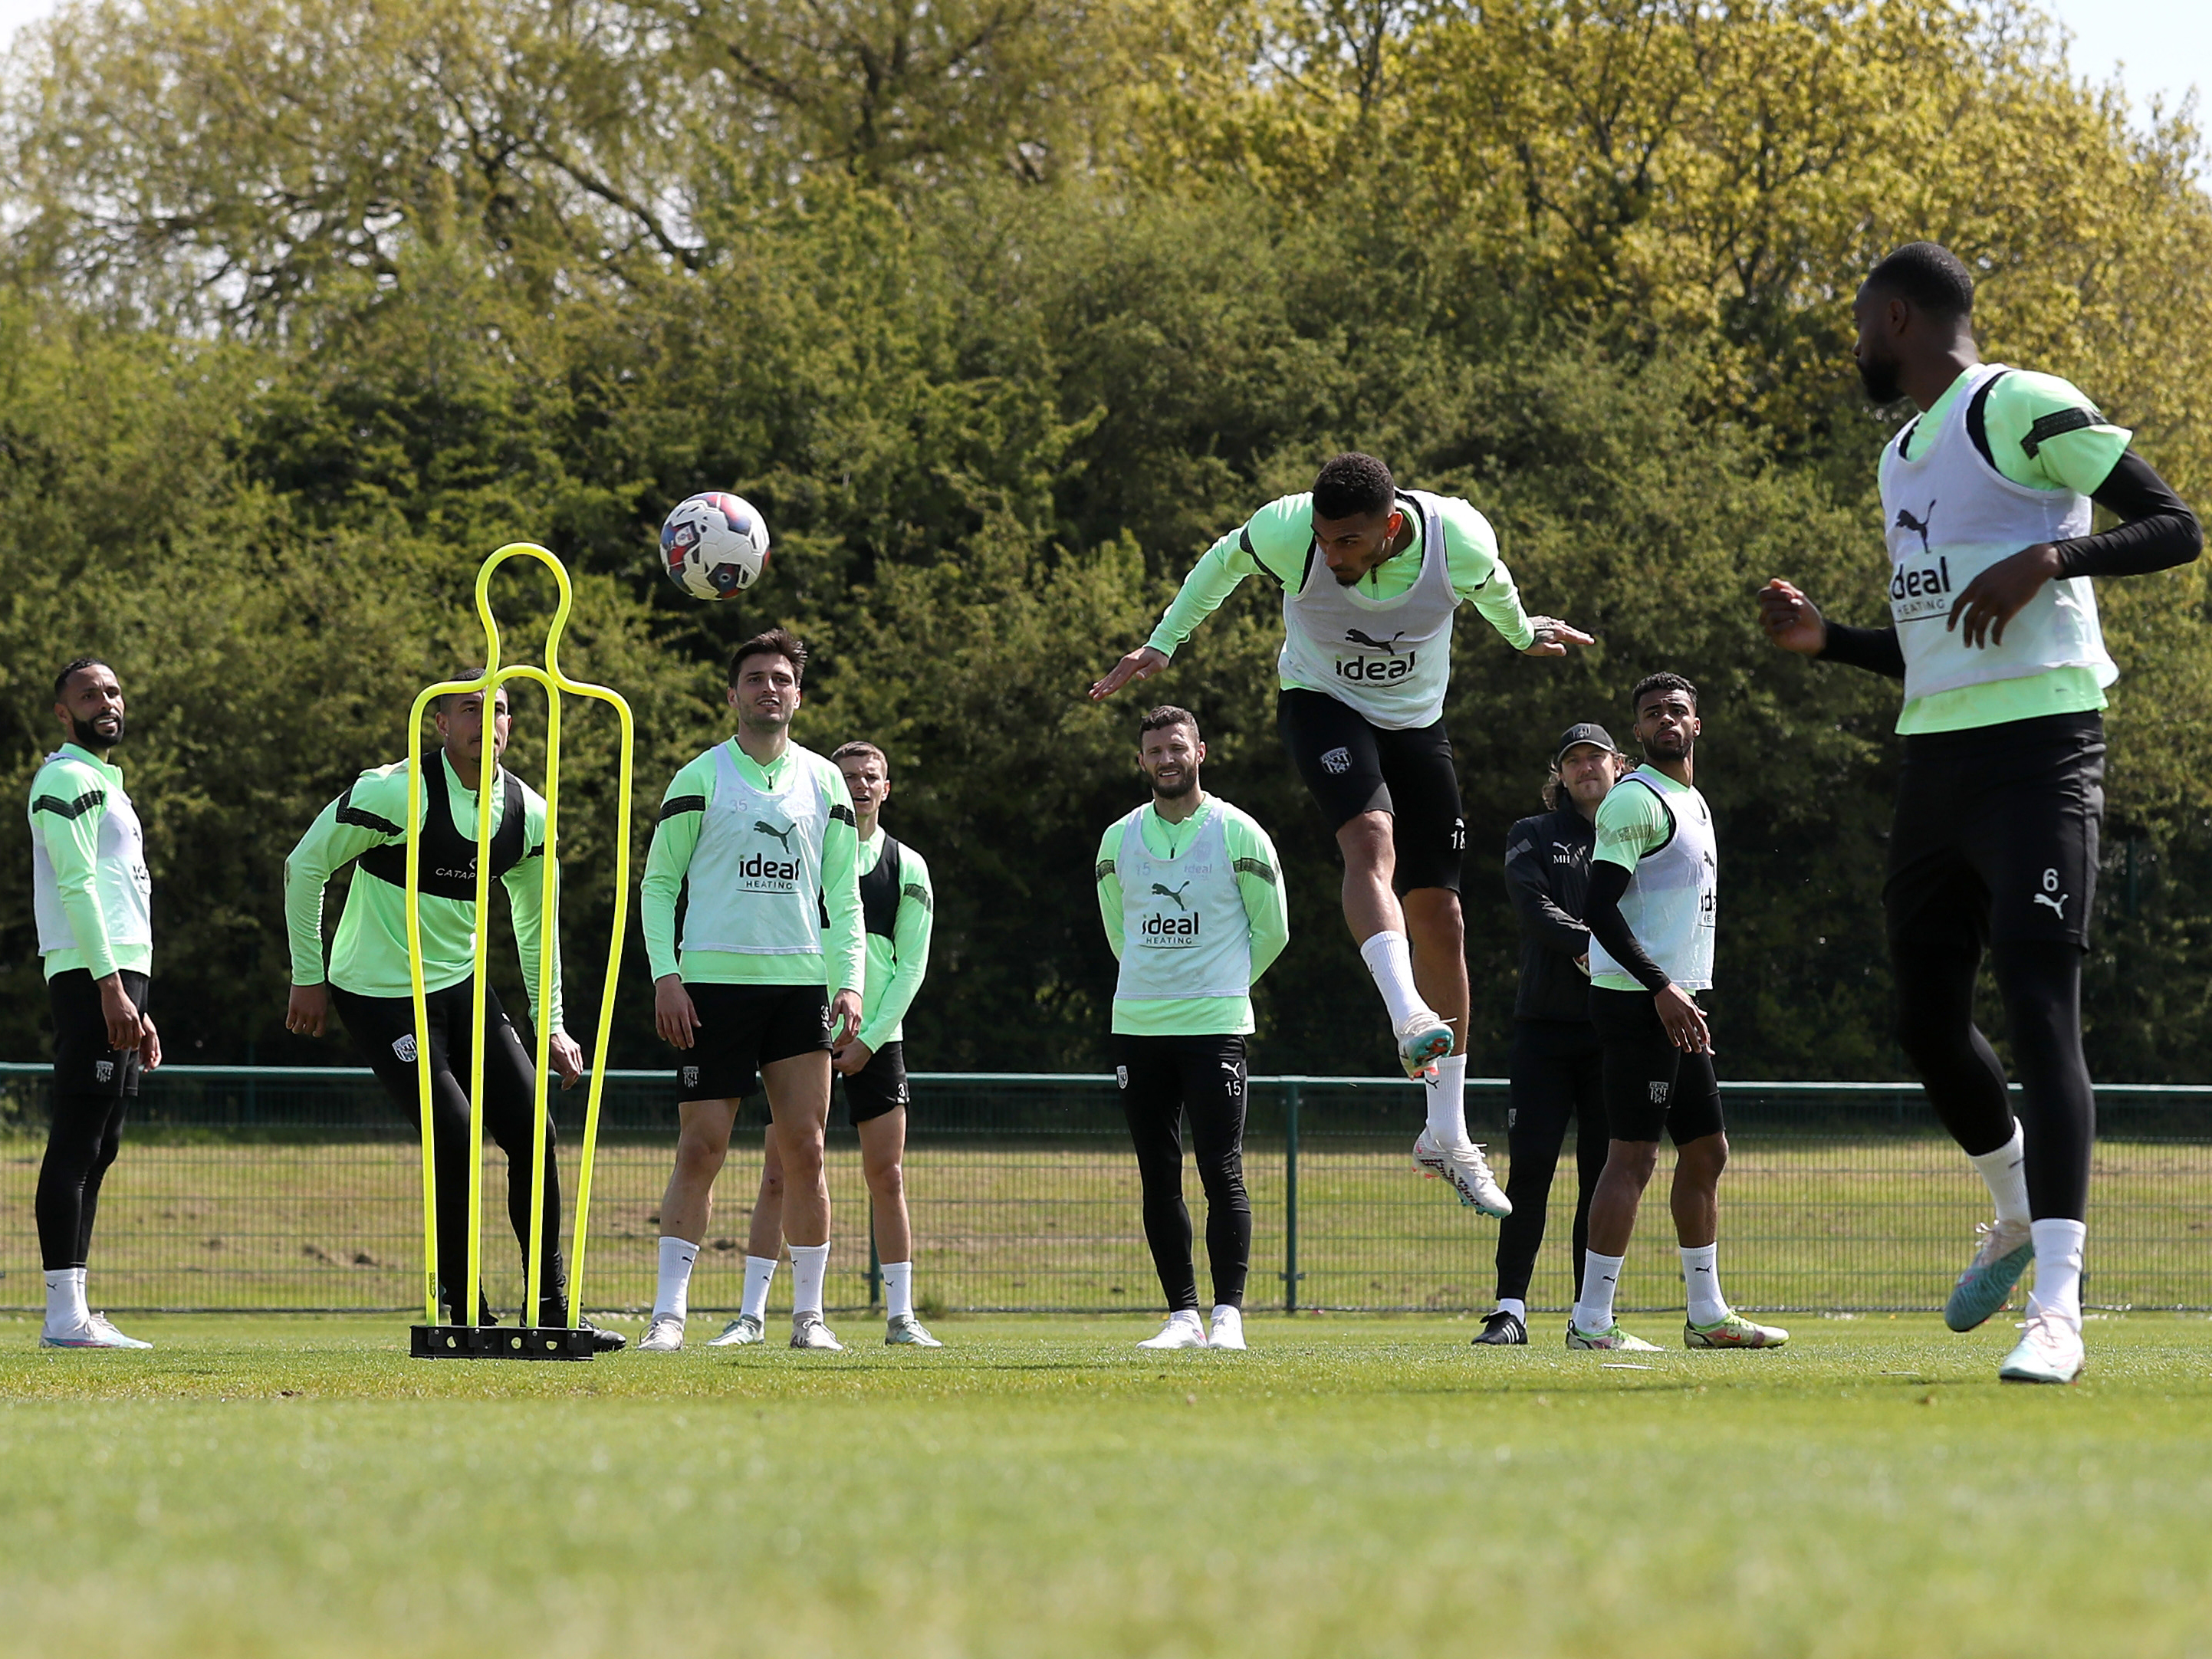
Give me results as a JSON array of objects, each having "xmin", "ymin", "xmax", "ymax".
[
  {"xmin": 1320, "ymin": 746, "xmax": 1352, "ymax": 776},
  {"xmin": 1116, "ymin": 1065, "xmax": 1129, "ymax": 1089},
  {"xmin": 392, "ymin": 1033, "xmax": 418, "ymax": 1064},
  {"xmin": 1648, "ymin": 1080, "xmax": 1670, "ymax": 1105},
  {"xmin": 682, "ymin": 1066, "xmax": 701, "ymax": 1089},
  {"xmin": 94, "ymin": 1059, "xmax": 115, "ymax": 1083}
]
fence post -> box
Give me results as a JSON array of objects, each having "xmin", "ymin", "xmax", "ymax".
[{"xmin": 1283, "ymin": 1078, "xmax": 1301, "ymax": 1313}]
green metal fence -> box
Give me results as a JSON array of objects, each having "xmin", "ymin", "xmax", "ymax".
[{"xmin": 2, "ymin": 1063, "xmax": 2207, "ymax": 1316}]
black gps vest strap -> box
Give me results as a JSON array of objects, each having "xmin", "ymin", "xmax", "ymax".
[
  {"xmin": 858, "ymin": 835, "xmax": 906, "ymax": 939},
  {"xmin": 1964, "ymin": 370, "xmax": 2010, "ymax": 472},
  {"xmin": 356, "ymin": 764, "xmax": 528, "ymax": 899}
]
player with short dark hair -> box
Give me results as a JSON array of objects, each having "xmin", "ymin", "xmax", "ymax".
[
  {"xmin": 637, "ymin": 629, "xmax": 865, "ymax": 1352},
  {"xmin": 1473, "ymin": 722, "xmax": 1625, "ymax": 1347},
  {"xmin": 1096, "ymin": 706, "xmax": 1290, "ymax": 1350},
  {"xmin": 1568, "ymin": 675, "xmax": 1787, "ymax": 1352},
  {"xmin": 29, "ymin": 658, "xmax": 159, "ymax": 1349},
  {"xmin": 1091, "ymin": 452, "xmax": 1589, "ymax": 1220},
  {"xmin": 282, "ymin": 683, "xmax": 620, "ymax": 1347},
  {"xmin": 1759, "ymin": 240, "xmax": 2201, "ymax": 1384},
  {"xmin": 718, "ymin": 738, "xmax": 941, "ymax": 1349}
]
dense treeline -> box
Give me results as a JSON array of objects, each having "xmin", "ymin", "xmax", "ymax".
[{"xmin": 4, "ymin": 0, "xmax": 2212, "ymax": 1078}]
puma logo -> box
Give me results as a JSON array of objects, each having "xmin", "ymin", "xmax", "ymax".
[
  {"xmin": 1345, "ymin": 628, "xmax": 1407, "ymax": 655},
  {"xmin": 1151, "ymin": 881, "xmax": 1193, "ymax": 912},
  {"xmin": 2033, "ymin": 891, "xmax": 2069, "ymax": 920},
  {"xmin": 753, "ymin": 819, "xmax": 796, "ymax": 851},
  {"xmin": 1893, "ymin": 500, "xmax": 1936, "ymax": 556}
]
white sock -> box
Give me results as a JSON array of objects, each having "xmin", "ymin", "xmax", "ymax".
[
  {"xmin": 882, "ymin": 1261, "xmax": 914, "ymax": 1322},
  {"xmin": 1495, "ymin": 1297, "xmax": 1527, "ymax": 1323},
  {"xmin": 741, "ymin": 1254, "xmax": 777, "ymax": 1321},
  {"xmin": 1968, "ymin": 1124, "xmax": 2032, "ymax": 1226},
  {"xmin": 1680, "ymin": 1243, "xmax": 1727, "ymax": 1326},
  {"xmin": 2027, "ymin": 1218, "xmax": 2088, "ymax": 1329},
  {"xmin": 1424, "ymin": 1053, "xmax": 1470, "ymax": 1146},
  {"xmin": 789, "ymin": 1243, "xmax": 830, "ymax": 1319},
  {"xmin": 44, "ymin": 1267, "xmax": 88, "ymax": 1332},
  {"xmin": 1573, "ymin": 1250, "xmax": 1625, "ymax": 1335},
  {"xmin": 652, "ymin": 1237, "xmax": 699, "ymax": 1322},
  {"xmin": 1357, "ymin": 929, "xmax": 1424, "ymax": 1028}
]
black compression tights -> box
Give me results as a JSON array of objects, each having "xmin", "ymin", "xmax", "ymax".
[
  {"xmin": 1892, "ymin": 937, "xmax": 2095, "ymax": 1221},
  {"xmin": 35, "ymin": 1092, "xmax": 130, "ymax": 1271}
]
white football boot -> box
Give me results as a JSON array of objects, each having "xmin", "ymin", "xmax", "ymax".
[
  {"xmin": 636, "ymin": 1314, "xmax": 685, "ymax": 1352},
  {"xmin": 790, "ymin": 1312, "xmax": 843, "ymax": 1351},
  {"xmin": 1998, "ymin": 1310, "xmax": 2085, "ymax": 1385},
  {"xmin": 1136, "ymin": 1310, "xmax": 1208, "ymax": 1350},
  {"xmin": 1206, "ymin": 1306, "xmax": 1247, "ymax": 1351},
  {"xmin": 1412, "ymin": 1129, "xmax": 1512, "ymax": 1217},
  {"xmin": 708, "ymin": 1313, "xmax": 766, "ymax": 1348},
  {"xmin": 885, "ymin": 1315, "xmax": 943, "ymax": 1347},
  {"xmin": 40, "ymin": 1313, "xmax": 153, "ymax": 1350}
]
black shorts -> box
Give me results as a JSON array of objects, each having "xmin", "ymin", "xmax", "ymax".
[
  {"xmin": 1885, "ymin": 711, "xmax": 2105, "ymax": 951},
  {"xmin": 1277, "ymin": 688, "xmax": 1465, "ymax": 894},
  {"xmin": 48, "ymin": 968, "xmax": 150, "ymax": 1099},
  {"xmin": 332, "ymin": 979, "xmax": 532, "ymax": 1116},
  {"xmin": 1589, "ymin": 986, "xmax": 1725, "ymax": 1145},
  {"xmin": 840, "ymin": 1040, "xmax": 909, "ymax": 1125},
  {"xmin": 677, "ymin": 982, "xmax": 831, "ymax": 1105}
]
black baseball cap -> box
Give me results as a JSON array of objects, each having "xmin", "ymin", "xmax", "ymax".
[{"xmin": 1554, "ymin": 723, "xmax": 1619, "ymax": 765}]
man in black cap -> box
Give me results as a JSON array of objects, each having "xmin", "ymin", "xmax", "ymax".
[{"xmin": 1473, "ymin": 723, "xmax": 1623, "ymax": 1345}]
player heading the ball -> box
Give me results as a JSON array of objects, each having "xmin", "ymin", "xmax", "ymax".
[
  {"xmin": 1757, "ymin": 241, "xmax": 2202, "ymax": 1385},
  {"xmin": 638, "ymin": 629, "xmax": 866, "ymax": 1354},
  {"xmin": 1093, "ymin": 452, "xmax": 1589, "ymax": 1217}
]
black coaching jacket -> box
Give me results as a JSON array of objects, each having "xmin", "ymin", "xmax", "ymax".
[{"xmin": 1502, "ymin": 806, "xmax": 1598, "ymax": 1024}]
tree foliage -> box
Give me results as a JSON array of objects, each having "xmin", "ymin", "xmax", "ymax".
[{"xmin": 4, "ymin": 0, "xmax": 2211, "ymax": 1078}]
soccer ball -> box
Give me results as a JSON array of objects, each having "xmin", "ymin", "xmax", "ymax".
[{"xmin": 660, "ymin": 492, "xmax": 771, "ymax": 600}]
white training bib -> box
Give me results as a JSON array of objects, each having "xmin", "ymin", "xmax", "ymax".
[
  {"xmin": 1277, "ymin": 489, "xmax": 1458, "ymax": 730},
  {"xmin": 1878, "ymin": 362, "xmax": 2114, "ymax": 703},
  {"xmin": 31, "ymin": 757, "xmax": 152, "ymax": 961},
  {"xmin": 1587, "ymin": 768, "xmax": 1717, "ymax": 992},
  {"xmin": 679, "ymin": 741, "xmax": 833, "ymax": 958},
  {"xmin": 1113, "ymin": 805, "xmax": 1251, "ymax": 1002}
]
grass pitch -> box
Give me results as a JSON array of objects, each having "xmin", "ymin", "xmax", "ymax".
[{"xmin": 2, "ymin": 1314, "xmax": 2208, "ymax": 1657}]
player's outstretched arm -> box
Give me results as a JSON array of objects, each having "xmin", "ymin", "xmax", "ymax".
[{"xmin": 1092, "ymin": 514, "xmax": 1285, "ymax": 700}]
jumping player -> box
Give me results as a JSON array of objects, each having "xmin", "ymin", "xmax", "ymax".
[
  {"xmin": 30, "ymin": 659, "xmax": 159, "ymax": 1349},
  {"xmin": 715, "ymin": 740, "xmax": 940, "ymax": 1349},
  {"xmin": 282, "ymin": 684, "xmax": 620, "ymax": 1348},
  {"xmin": 1091, "ymin": 452, "xmax": 1589, "ymax": 1216},
  {"xmin": 1757, "ymin": 241, "xmax": 2200, "ymax": 1383},
  {"xmin": 637, "ymin": 630, "xmax": 865, "ymax": 1353},
  {"xmin": 1568, "ymin": 675, "xmax": 1786, "ymax": 1352},
  {"xmin": 1096, "ymin": 707, "xmax": 1289, "ymax": 1350},
  {"xmin": 1474, "ymin": 723, "xmax": 1623, "ymax": 1346}
]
